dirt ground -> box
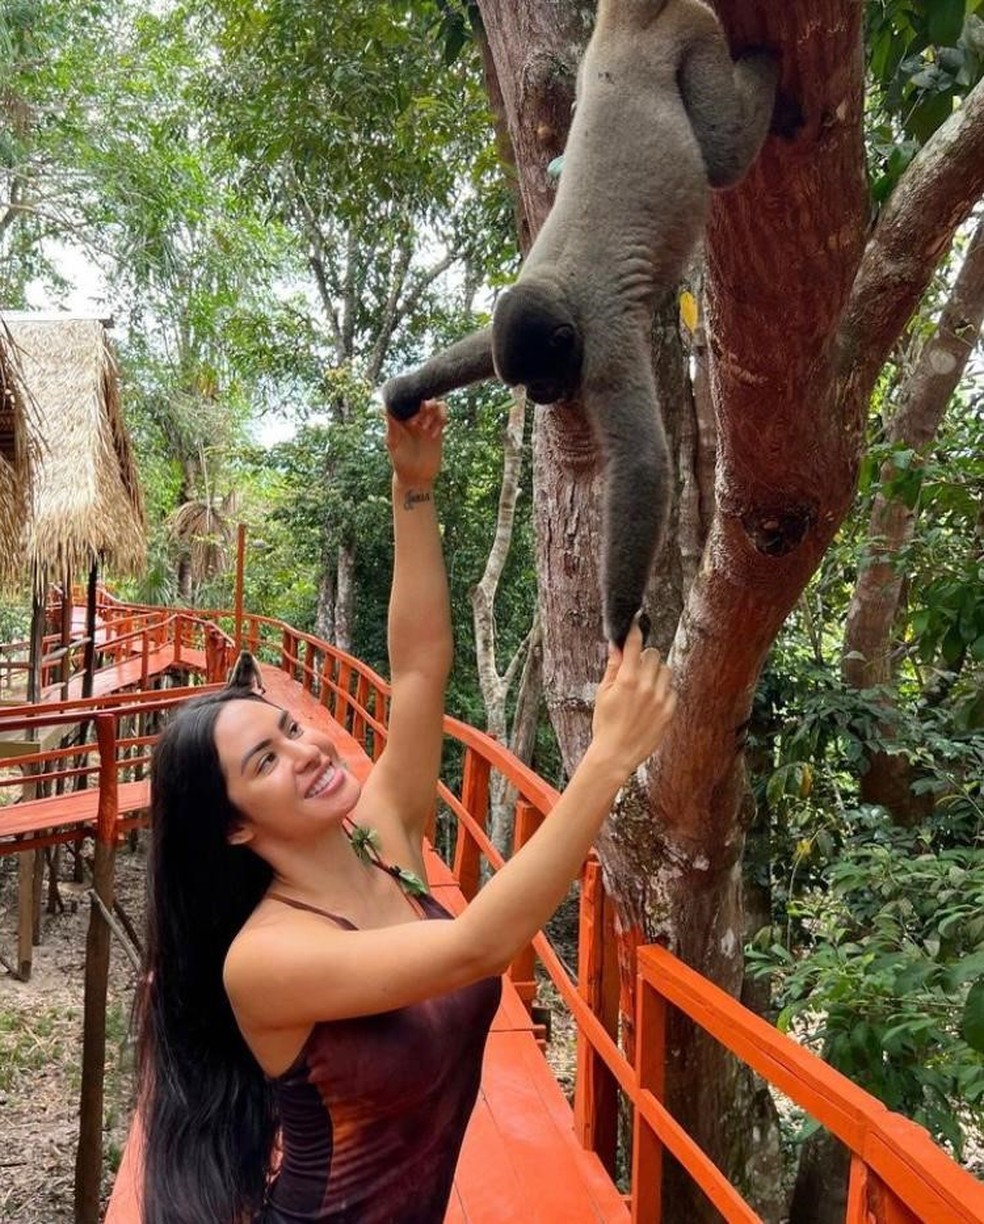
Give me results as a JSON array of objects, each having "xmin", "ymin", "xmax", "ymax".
[{"xmin": 0, "ymin": 841, "xmax": 145, "ymax": 1224}]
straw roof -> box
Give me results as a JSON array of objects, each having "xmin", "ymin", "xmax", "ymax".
[
  {"xmin": 0, "ymin": 327, "xmax": 30, "ymax": 583},
  {"xmin": 0, "ymin": 314, "xmax": 146, "ymax": 587}
]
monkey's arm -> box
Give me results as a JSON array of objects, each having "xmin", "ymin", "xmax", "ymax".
[
  {"xmin": 677, "ymin": 40, "xmax": 778, "ymax": 189},
  {"xmin": 381, "ymin": 327, "xmax": 496, "ymax": 420},
  {"xmin": 584, "ymin": 352, "xmax": 671, "ymax": 648}
]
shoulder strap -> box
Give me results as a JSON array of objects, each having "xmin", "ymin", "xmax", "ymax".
[{"xmin": 266, "ymin": 892, "xmax": 356, "ymax": 929}]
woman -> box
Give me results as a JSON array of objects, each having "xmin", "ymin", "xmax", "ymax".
[{"xmin": 137, "ymin": 400, "xmax": 676, "ymax": 1224}]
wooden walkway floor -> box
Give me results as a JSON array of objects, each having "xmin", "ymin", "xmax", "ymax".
[{"xmin": 102, "ymin": 664, "xmax": 629, "ymax": 1222}]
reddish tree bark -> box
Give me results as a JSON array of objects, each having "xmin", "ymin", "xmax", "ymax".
[{"xmin": 473, "ymin": 1, "xmax": 984, "ymax": 1216}]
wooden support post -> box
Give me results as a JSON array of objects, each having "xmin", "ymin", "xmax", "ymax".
[
  {"xmin": 82, "ymin": 561, "xmax": 98, "ymax": 700},
  {"xmin": 10, "ymin": 734, "xmax": 42, "ymax": 980},
  {"xmin": 31, "ymin": 847, "xmax": 44, "ymax": 943},
  {"xmin": 173, "ymin": 614, "xmax": 183, "ymax": 666},
  {"xmin": 280, "ymin": 628, "xmax": 293, "ymax": 679},
  {"xmin": 573, "ymin": 856, "xmax": 620, "ymax": 1177},
  {"xmin": 303, "ymin": 640, "xmax": 315, "ymax": 693},
  {"xmin": 453, "ymin": 750, "xmax": 490, "ymax": 902},
  {"xmin": 845, "ymin": 1156, "xmax": 869, "ymax": 1223},
  {"xmin": 140, "ymin": 627, "xmax": 150, "ymax": 688},
  {"xmin": 507, "ymin": 801, "xmax": 544, "ymax": 1009},
  {"xmin": 17, "ymin": 852, "xmax": 34, "ymax": 980},
  {"xmin": 352, "ymin": 675, "xmax": 369, "ymax": 749},
  {"xmin": 335, "ymin": 662, "xmax": 352, "ymax": 727},
  {"xmin": 630, "ymin": 976, "xmax": 666, "ymax": 1224},
  {"xmin": 865, "ymin": 1170, "xmax": 921, "ymax": 1224},
  {"xmin": 74, "ymin": 714, "xmax": 119, "ymax": 1224},
  {"xmin": 234, "ymin": 522, "xmax": 246, "ymax": 653},
  {"xmin": 60, "ymin": 566, "xmax": 73, "ymax": 700},
  {"xmin": 27, "ymin": 579, "xmax": 45, "ymax": 703}
]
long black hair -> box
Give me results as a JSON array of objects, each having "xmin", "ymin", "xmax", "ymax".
[{"xmin": 137, "ymin": 688, "xmax": 277, "ymax": 1224}]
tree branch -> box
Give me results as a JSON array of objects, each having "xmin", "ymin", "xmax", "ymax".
[
  {"xmin": 365, "ymin": 229, "xmax": 413, "ymax": 385},
  {"xmin": 840, "ymin": 76, "xmax": 984, "ymax": 394},
  {"xmin": 471, "ymin": 388, "xmax": 528, "ymax": 729},
  {"xmin": 842, "ymin": 213, "xmax": 984, "ymax": 692}
]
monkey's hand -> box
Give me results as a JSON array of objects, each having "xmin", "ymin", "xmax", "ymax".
[{"xmin": 382, "ymin": 373, "xmax": 426, "ymax": 422}]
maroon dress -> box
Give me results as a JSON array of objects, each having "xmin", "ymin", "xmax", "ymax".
[{"xmin": 258, "ymin": 886, "xmax": 501, "ymax": 1223}]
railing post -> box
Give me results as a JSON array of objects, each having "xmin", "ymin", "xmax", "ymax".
[
  {"xmin": 631, "ymin": 971, "xmax": 666, "ymax": 1224},
  {"xmin": 370, "ymin": 686, "xmax": 386, "ymax": 763},
  {"xmin": 173, "ymin": 614, "xmax": 183, "ymax": 666},
  {"xmin": 573, "ymin": 856, "xmax": 620, "ymax": 1178},
  {"xmin": 281, "ymin": 628, "xmax": 293, "ymax": 679},
  {"xmin": 319, "ymin": 659, "xmax": 333, "ymax": 709},
  {"xmin": 75, "ymin": 714, "xmax": 119, "ymax": 1224},
  {"xmin": 865, "ymin": 1168, "xmax": 921, "ymax": 1224},
  {"xmin": 351, "ymin": 674, "xmax": 369, "ymax": 749},
  {"xmin": 335, "ymin": 662, "xmax": 352, "ymax": 727},
  {"xmin": 140, "ymin": 627, "xmax": 149, "ymax": 689},
  {"xmin": 303, "ymin": 640, "xmax": 315, "ymax": 693},
  {"xmin": 507, "ymin": 800, "xmax": 544, "ymax": 1009},
  {"xmin": 453, "ymin": 749, "xmax": 490, "ymax": 902}
]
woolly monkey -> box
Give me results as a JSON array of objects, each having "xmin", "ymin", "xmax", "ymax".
[{"xmin": 383, "ymin": 0, "xmax": 778, "ymax": 646}]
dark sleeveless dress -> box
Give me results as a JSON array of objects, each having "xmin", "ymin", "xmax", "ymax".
[{"xmin": 258, "ymin": 883, "xmax": 501, "ymax": 1224}]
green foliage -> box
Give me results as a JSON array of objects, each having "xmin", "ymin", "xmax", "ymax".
[
  {"xmin": 748, "ymin": 809, "xmax": 984, "ymax": 1155},
  {"xmin": 865, "ymin": 0, "xmax": 984, "ymax": 198}
]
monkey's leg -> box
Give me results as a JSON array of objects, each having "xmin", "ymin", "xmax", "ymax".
[
  {"xmin": 381, "ymin": 327, "xmax": 496, "ymax": 420},
  {"xmin": 678, "ymin": 39, "xmax": 778, "ymax": 189},
  {"xmin": 586, "ymin": 363, "xmax": 671, "ymax": 648}
]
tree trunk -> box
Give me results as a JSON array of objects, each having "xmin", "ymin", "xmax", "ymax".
[
  {"xmin": 469, "ymin": 390, "xmax": 548, "ymax": 853},
  {"xmin": 335, "ymin": 542, "xmax": 356, "ymax": 653},
  {"xmin": 314, "ymin": 552, "xmax": 336, "ymax": 643},
  {"xmin": 842, "ymin": 215, "xmax": 984, "ymax": 823},
  {"xmin": 475, "ymin": 2, "xmax": 984, "ymax": 1217}
]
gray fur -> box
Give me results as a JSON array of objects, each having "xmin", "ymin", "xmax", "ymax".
[{"xmin": 383, "ymin": 0, "xmax": 778, "ymax": 646}]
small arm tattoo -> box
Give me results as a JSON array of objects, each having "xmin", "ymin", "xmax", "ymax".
[{"xmin": 402, "ymin": 489, "xmax": 432, "ymax": 511}]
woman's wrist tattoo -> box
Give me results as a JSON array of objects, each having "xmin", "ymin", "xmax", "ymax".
[{"xmin": 402, "ymin": 488, "xmax": 432, "ymax": 511}]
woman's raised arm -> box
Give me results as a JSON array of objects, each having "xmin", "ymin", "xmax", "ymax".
[{"xmin": 356, "ymin": 401, "xmax": 452, "ymax": 848}]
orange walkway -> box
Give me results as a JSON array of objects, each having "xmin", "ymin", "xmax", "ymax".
[{"xmin": 6, "ymin": 594, "xmax": 984, "ymax": 1224}]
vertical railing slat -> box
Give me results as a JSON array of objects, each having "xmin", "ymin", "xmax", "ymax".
[
  {"xmin": 507, "ymin": 800, "xmax": 543, "ymax": 1009},
  {"xmin": 573, "ymin": 856, "xmax": 620, "ymax": 1178},
  {"xmin": 453, "ymin": 749, "xmax": 490, "ymax": 902},
  {"xmin": 631, "ymin": 974, "xmax": 666, "ymax": 1224}
]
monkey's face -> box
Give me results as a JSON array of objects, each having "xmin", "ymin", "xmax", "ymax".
[{"xmin": 492, "ymin": 283, "xmax": 583, "ymax": 404}]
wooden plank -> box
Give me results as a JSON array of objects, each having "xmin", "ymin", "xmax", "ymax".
[
  {"xmin": 465, "ymin": 1030, "xmax": 629, "ymax": 1223},
  {"xmin": 0, "ymin": 779, "xmax": 149, "ymax": 842}
]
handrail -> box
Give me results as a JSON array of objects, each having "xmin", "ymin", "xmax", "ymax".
[
  {"xmin": 634, "ymin": 946, "xmax": 984, "ymax": 1222},
  {"xmin": 31, "ymin": 592, "xmax": 984, "ymax": 1224}
]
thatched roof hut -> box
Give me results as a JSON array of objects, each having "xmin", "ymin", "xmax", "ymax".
[
  {"xmin": 0, "ymin": 313, "xmax": 145, "ymax": 589},
  {"xmin": 0, "ymin": 320, "xmax": 39, "ymax": 585}
]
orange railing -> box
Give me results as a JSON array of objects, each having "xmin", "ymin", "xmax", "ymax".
[{"xmin": 4, "ymin": 593, "xmax": 983, "ymax": 1223}]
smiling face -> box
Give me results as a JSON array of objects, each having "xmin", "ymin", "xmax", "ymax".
[{"xmin": 213, "ymin": 699, "xmax": 362, "ymax": 849}]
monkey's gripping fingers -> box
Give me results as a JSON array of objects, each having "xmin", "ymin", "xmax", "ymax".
[{"xmin": 591, "ymin": 623, "xmax": 676, "ymax": 775}]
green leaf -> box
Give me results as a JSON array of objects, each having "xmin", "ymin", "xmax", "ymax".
[
  {"xmin": 947, "ymin": 952, "xmax": 984, "ymax": 988},
  {"xmin": 929, "ymin": 0, "xmax": 966, "ymax": 47},
  {"xmin": 960, "ymin": 979, "xmax": 984, "ymax": 1052}
]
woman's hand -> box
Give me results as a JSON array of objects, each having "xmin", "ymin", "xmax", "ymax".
[
  {"xmin": 386, "ymin": 399, "xmax": 448, "ymax": 488},
  {"xmin": 589, "ymin": 619, "xmax": 676, "ymax": 777}
]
